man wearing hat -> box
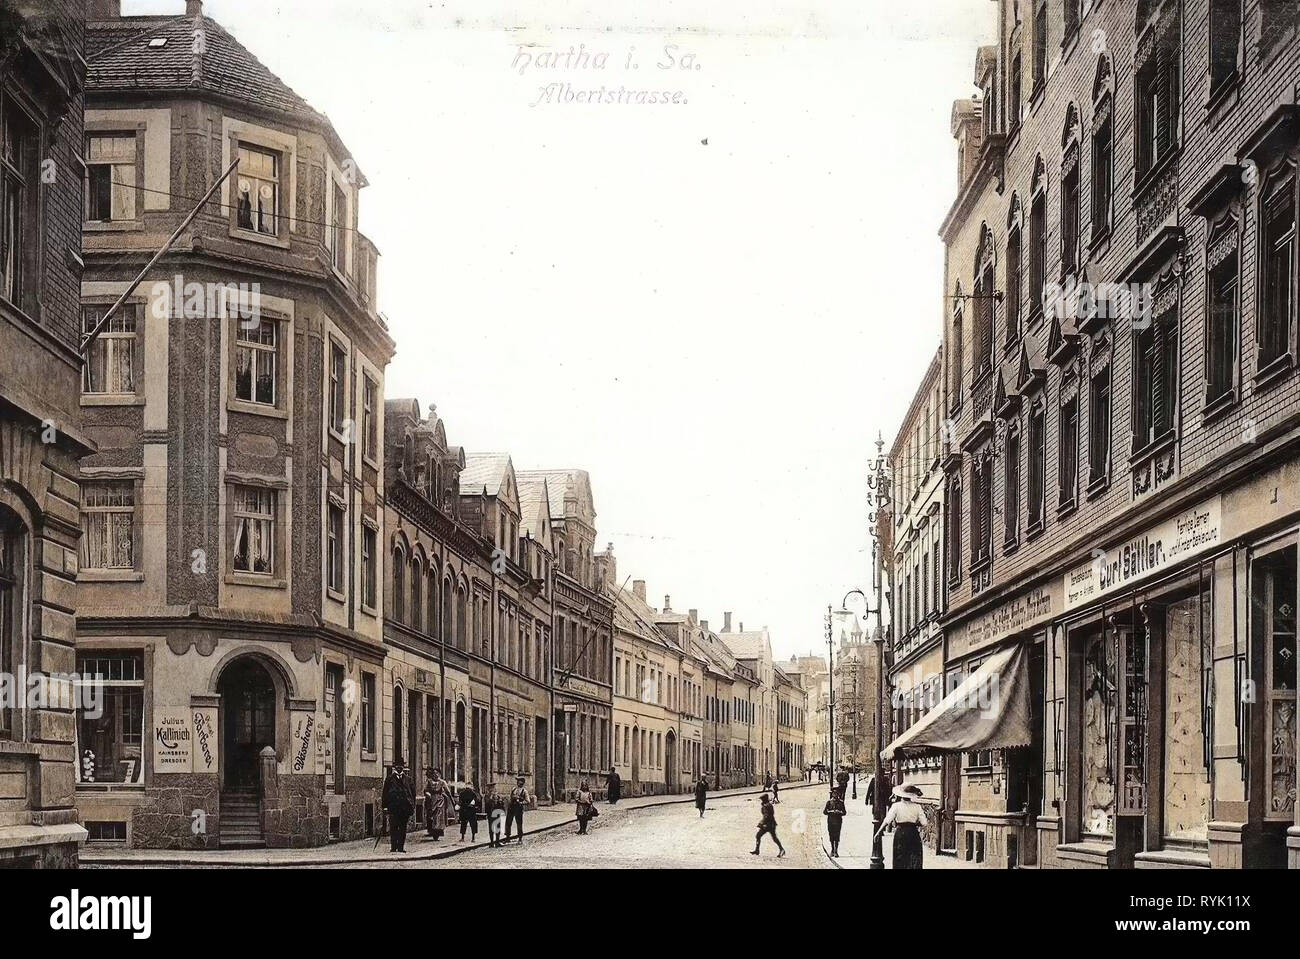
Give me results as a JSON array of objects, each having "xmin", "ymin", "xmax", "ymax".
[
  {"xmin": 381, "ymin": 757, "xmax": 415, "ymax": 853},
  {"xmin": 505, "ymin": 774, "xmax": 530, "ymax": 845}
]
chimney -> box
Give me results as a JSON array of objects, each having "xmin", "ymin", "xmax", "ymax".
[
  {"xmin": 187, "ymin": 0, "xmax": 204, "ymax": 16},
  {"xmin": 88, "ymin": 0, "xmax": 121, "ymax": 19},
  {"xmin": 663, "ymin": 595, "xmax": 672, "ymax": 612},
  {"xmin": 633, "ymin": 579, "xmax": 646, "ymax": 601},
  {"xmin": 723, "ymin": 611, "xmax": 732, "ymax": 632},
  {"xmin": 740, "ymin": 621, "xmax": 744, "ymax": 632},
  {"xmin": 701, "ymin": 620, "xmax": 709, "ymax": 633},
  {"xmin": 688, "ymin": 609, "xmax": 698, "ymax": 625}
]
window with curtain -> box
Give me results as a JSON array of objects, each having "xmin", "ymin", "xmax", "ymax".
[
  {"xmin": 82, "ymin": 303, "xmax": 138, "ymax": 395},
  {"xmin": 235, "ymin": 318, "xmax": 277, "ymax": 406},
  {"xmin": 86, "ymin": 133, "xmax": 137, "ymax": 222},
  {"xmin": 232, "ymin": 486, "xmax": 275, "ymax": 575},
  {"xmin": 81, "ymin": 480, "xmax": 135, "ymax": 570}
]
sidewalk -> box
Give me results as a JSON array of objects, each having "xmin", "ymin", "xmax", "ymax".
[
  {"xmin": 819, "ymin": 795, "xmax": 974, "ymax": 870},
  {"xmin": 81, "ymin": 780, "xmax": 819, "ymax": 867}
]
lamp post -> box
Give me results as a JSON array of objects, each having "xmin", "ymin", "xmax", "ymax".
[
  {"xmin": 825, "ymin": 606, "xmax": 835, "ymax": 791},
  {"xmin": 835, "ymin": 589, "xmax": 878, "ymax": 818}
]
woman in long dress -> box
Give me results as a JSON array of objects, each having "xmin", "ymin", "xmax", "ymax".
[
  {"xmin": 425, "ymin": 767, "xmax": 453, "ymax": 840},
  {"xmin": 874, "ymin": 783, "xmax": 928, "ymax": 869}
]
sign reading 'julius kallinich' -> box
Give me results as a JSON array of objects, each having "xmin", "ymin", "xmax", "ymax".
[{"xmin": 1063, "ymin": 496, "xmax": 1223, "ymax": 611}]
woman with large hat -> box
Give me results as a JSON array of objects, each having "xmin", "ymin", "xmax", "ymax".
[{"xmin": 873, "ymin": 783, "xmax": 927, "ymax": 869}]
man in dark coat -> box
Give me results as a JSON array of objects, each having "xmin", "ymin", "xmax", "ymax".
[
  {"xmin": 381, "ymin": 758, "xmax": 415, "ymax": 853},
  {"xmin": 457, "ymin": 781, "xmax": 479, "ymax": 842},
  {"xmin": 506, "ymin": 775, "xmax": 530, "ymax": 845},
  {"xmin": 606, "ymin": 766, "xmax": 622, "ymax": 804},
  {"xmin": 693, "ymin": 776, "xmax": 708, "ymax": 817},
  {"xmin": 823, "ymin": 787, "xmax": 847, "ymax": 858}
]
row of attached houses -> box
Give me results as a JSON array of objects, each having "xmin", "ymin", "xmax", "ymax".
[
  {"xmin": 881, "ymin": 0, "xmax": 1300, "ymax": 870},
  {"xmin": 0, "ymin": 0, "xmax": 812, "ymax": 856}
]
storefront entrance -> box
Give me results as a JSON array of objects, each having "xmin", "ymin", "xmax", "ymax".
[{"xmin": 219, "ymin": 658, "xmax": 276, "ymax": 790}]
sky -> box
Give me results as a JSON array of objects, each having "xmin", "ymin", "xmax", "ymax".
[{"xmin": 123, "ymin": 0, "xmax": 996, "ymax": 663}]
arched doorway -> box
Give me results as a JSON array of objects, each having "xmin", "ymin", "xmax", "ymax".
[
  {"xmin": 218, "ymin": 658, "xmax": 276, "ymax": 790},
  {"xmin": 665, "ymin": 730, "xmax": 677, "ymax": 794}
]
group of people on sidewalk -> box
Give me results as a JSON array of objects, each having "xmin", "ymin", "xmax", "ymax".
[
  {"xmin": 379, "ymin": 758, "xmax": 535, "ymax": 853},
  {"xmin": 819, "ymin": 776, "xmax": 928, "ymax": 868}
]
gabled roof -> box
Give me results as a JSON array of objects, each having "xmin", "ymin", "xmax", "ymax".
[
  {"xmin": 611, "ymin": 584, "xmax": 673, "ymax": 649},
  {"xmin": 516, "ymin": 475, "xmax": 553, "ymax": 544},
  {"xmin": 460, "ymin": 453, "xmax": 513, "ymax": 498},
  {"xmin": 721, "ymin": 629, "xmax": 771, "ymax": 662},
  {"xmin": 516, "ymin": 469, "xmax": 595, "ymax": 524},
  {"xmin": 87, "ymin": 13, "xmax": 364, "ymax": 183}
]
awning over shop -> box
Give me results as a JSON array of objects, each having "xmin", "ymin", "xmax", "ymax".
[{"xmin": 880, "ymin": 642, "xmax": 1031, "ymax": 761}]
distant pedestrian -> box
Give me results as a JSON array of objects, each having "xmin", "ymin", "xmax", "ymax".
[
  {"xmin": 381, "ymin": 758, "xmax": 415, "ymax": 853},
  {"xmin": 424, "ymin": 767, "xmax": 453, "ymax": 840},
  {"xmin": 485, "ymin": 782, "xmax": 506, "ymax": 847},
  {"xmin": 750, "ymin": 792, "xmax": 786, "ymax": 858},
  {"xmin": 823, "ymin": 787, "xmax": 847, "ymax": 858},
  {"xmin": 772, "ymin": 779, "xmax": 780, "ymax": 804},
  {"xmin": 506, "ymin": 775, "xmax": 530, "ymax": 845},
  {"xmin": 606, "ymin": 766, "xmax": 622, "ymax": 804},
  {"xmin": 874, "ymin": 783, "xmax": 927, "ymax": 869},
  {"xmin": 693, "ymin": 776, "xmax": 708, "ymax": 817},
  {"xmin": 575, "ymin": 780, "xmax": 599, "ymax": 834},
  {"xmin": 457, "ymin": 781, "xmax": 479, "ymax": 842}
]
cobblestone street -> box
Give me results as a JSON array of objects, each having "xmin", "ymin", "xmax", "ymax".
[{"xmin": 342, "ymin": 784, "xmax": 831, "ymax": 870}]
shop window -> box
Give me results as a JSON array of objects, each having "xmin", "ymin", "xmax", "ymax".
[
  {"xmin": 82, "ymin": 303, "xmax": 138, "ymax": 395},
  {"xmin": 85, "ymin": 133, "xmax": 137, "ymax": 222},
  {"xmin": 1162, "ymin": 594, "xmax": 1212, "ymax": 845},
  {"xmin": 80, "ymin": 480, "xmax": 136, "ymax": 570},
  {"xmin": 1081, "ymin": 630, "xmax": 1117, "ymax": 836},
  {"xmin": 76, "ymin": 652, "xmax": 145, "ymax": 785},
  {"xmin": 1260, "ymin": 549, "xmax": 1297, "ymax": 820},
  {"xmin": 1116, "ymin": 624, "xmax": 1148, "ymax": 817}
]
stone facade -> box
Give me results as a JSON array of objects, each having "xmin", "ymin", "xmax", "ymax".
[
  {"xmin": 915, "ymin": 0, "xmax": 1300, "ymax": 868},
  {"xmin": 0, "ymin": 0, "xmax": 91, "ymax": 868},
  {"xmin": 74, "ymin": 1, "xmax": 394, "ymax": 848}
]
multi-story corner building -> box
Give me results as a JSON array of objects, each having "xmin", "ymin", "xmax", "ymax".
[
  {"xmin": 896, "ymin": 0, "xmax": 1300, "ymax": 870},
  {"xmin": 0, "ymin": 0, "xmax": 90, "ymax": 867},
  {"xmin": 775, "ymin": 665, "xmax": 807, "ymax": 779},
  {"xmin": 517, "ymin": 469, "xmax": 613, "ymax": 799},
  {"xmin": 886, "ymin": 348, "xmax": 949, "ymax": 846},
  {"xmin": 783, "ymin": 654, "xmax": 830, "ymax": 769},
  {"xmin": 75, "ymin": 1, "xmax": 394, "ymax": 848},
  {"xmin": 610, "ymin": 576, "xmax": 678, "ymax": 796},
  {"xmin": 451, "ymin": 455, "xmax": 554, "ymax": 801}
]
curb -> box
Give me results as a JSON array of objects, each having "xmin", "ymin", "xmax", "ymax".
[{"xmin": 82, "ymin": 781, "xmax": 822, "ymax": 868}]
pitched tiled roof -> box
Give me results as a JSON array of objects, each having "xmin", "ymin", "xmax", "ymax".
[
  {"xmin": 460, "ymin": 453, "xmax": 512, "ymax": 496},
  {"xmin": 516, "ymin": 469, "xmax": 594, "ymax": 521},
  {"xmin": 721, "ymin": 630, "xmax": 769, "ymax": 660},
  {"xmin": 516, "ymin": 476, "xmax": 551, "ymax": 541},
  {"xmin": 89, "ymin": 16, "xmax": 318, "ymax": 117}
]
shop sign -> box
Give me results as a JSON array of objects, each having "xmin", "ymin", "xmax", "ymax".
[
  {"xmin": 961, "ymin": 584, "xmax": 1057, "ymax": 653},
  {"xmin": 192, "ymin": 707, "xmax": 218, "ymax": 773},
  {"xmin": 153, "ymin": 707, "xmax": 192, "ymax": 772},
  {"xmin": 1063, "ymin": 496, "xmax": 1222, "ymax": 611}
]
